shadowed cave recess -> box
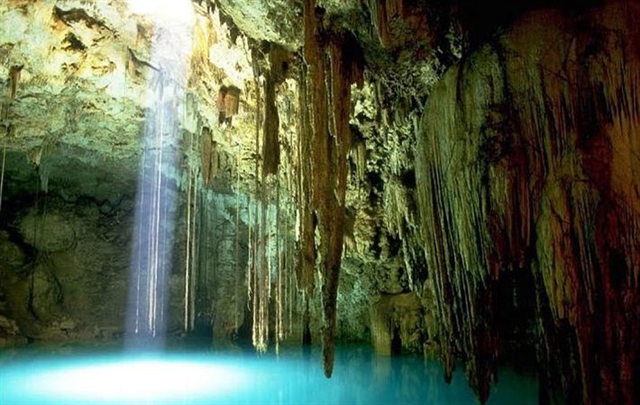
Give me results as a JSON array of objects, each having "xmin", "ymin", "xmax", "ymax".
[{"xmin": 0, "ymin": 0, "xmax": 638, "ymax": 404}]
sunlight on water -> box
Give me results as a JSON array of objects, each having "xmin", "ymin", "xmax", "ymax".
[
  {"xmin": 36, "ymin": 359, "xmax": 243, "ymax": 400},
  {"xmin": 0, "ymin": 347, "xmax": 537, "ymax": 405}
]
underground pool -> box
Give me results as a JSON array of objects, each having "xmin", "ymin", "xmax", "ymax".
[{"xmin": 0, "ymin": 345, "xmax": 536, "ymax": 405}]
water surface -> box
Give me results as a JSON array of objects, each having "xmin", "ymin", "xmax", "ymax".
[{"xmin": 0, "ymin": 345, "xmax": 537, "ymax": 404}]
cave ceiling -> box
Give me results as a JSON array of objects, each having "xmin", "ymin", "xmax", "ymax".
[{"xmin": 0, "ymin": 0, "xmax": 452, "ymax": 185}]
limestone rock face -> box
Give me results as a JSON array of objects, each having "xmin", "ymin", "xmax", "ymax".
[
  {"xmin": 215, "ymin": 0, "xmax": 302, "ymax": 49},
  {"xmin": 0, "ymin": 192, "xmax": 133, "ymax": 340},
  {"xmin": 416, "ymin": 3, "xmax": 640, "ymax": 404},
  {"xmin": 370, "ymin": 292, "xmax": 423, "ymax": 356},
  {"xmin": 0, "ymin": 314, "xmax": 26, "ymax": 348},
  {"xmin": 0, "ymin": 0, "xmax": 260, "ymax": 342},
  {"xmin": 0, "ymin": 0, "xmax": 257, "ymax": 172},
  {"xmin": 0, "ymin": 0, "xmax": 143, "ymax": 163},
  {"xmin": 0, "ymin": 0, "xmax": 445, "ymax": 361},
  {"xmin": 19, "ymin": 211, "xmax": 76, "ymax": 252}
]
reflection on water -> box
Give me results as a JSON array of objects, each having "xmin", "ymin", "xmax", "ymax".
[{"xmin": 0, "ymin": 345, "xmax": 537, "ymax": 405}]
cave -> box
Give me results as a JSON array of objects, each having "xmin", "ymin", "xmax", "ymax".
[{"xmin": 0, "ymin": 0, "xmax": 638, "ymax": 404}]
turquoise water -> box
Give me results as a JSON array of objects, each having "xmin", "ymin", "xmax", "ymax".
[{"xmin": 0, "ymin": 346, "xmax": 537, "ymax": 405}]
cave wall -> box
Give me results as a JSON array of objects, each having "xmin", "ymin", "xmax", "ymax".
[
  {"xmin": 0, "ymin": 0, "xmax": 259, "ymax": 347},
  {"xmin": 0, "ymin": 0, "xmax": 360, "ymax": 352},
  {"xmin": 416, "ymin": 3, "xmax": 639, "ymax": 404},
  {"xmin": 0, "ymin": 158, "xmax": 138, "ymax": 345}
]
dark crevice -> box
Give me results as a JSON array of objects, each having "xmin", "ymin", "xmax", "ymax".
[
  {"xmin": 63, "ymin": 32, "xmax": 86, "ymax": 51},
  {"xmin": 53, "ymin": 6, "xmax": 112, "ymax": 32},
  {"xmin": 391, "ymin": 325, "xmax": 402, "ymax": 356}
]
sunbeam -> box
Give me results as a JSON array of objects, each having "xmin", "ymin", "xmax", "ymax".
[{"xmin": 126, "ymin": 0, "xmax": 195, "ymax": 347}]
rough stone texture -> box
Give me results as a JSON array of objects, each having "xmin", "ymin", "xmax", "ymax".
[
  {"xmin": 370, "ymin": 292, "xmax": 423, "ymax": 356},
  {"xmin": 214, "ymin": 0, "xmax": 302, "ymax": 50},
  {"xmin": 0, "ymin": 0, "xmax": 258, "ymax": 180},
  {"xmin": 0, "ymin": 192, "xmax": 130, "ymax": 340},
  {"xmin": 0, "ymin": 314, "xmax": 26, "ymax": 348},
  {"xmin": 0, "ymin": 0, "xmax": 143, "ymax": 163},
  {"xmin": 19, "ymin": 210, "xmax": 76, "ymax": 253},
  {"xmin": 0, "ymin": 231, "xmax": 27, "ymax": 348},
  {"xmin": 416, "ymin": 3, "xmax": 639, "ymax": 404},
  {"xmin": 185, "ymin": 190, "xmax": 251, "ymax": 343}
]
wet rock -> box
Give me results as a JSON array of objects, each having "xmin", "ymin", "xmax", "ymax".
[
  {"xmin": 0, "ymin": 314, "xmax": 27, "ymax": 348},
  {"xmin": 30, "ymin": 266, "xmax": 63, "ymax": 321},
  {"xmin": 370, "ymin": 292, "xmax": 423, "ymax": 356},
  {"xmin": 416, "ymin": 3, "xmax": 640, "ymax": 403},
  {"xmin": 0, "ymin": 231, "xmax": 24, "ymax": 270},
  {"xmin": 18, "ymin": 211, "xmax": 76, "ymax": 253}
]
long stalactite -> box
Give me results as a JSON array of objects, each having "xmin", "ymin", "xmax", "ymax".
[{"xmin": 302, "ymin": 0, "xmax": 363, "ymax": 377}]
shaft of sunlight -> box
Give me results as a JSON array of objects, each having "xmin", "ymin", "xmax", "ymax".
[{"xmin": 126, "ymin": 0, "xmax": 194, "ymax": 348}]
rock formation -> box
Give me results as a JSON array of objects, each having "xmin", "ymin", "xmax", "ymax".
[{"xmin": 0, "ymin": 1, "xmax": 637, "ymax": 404}]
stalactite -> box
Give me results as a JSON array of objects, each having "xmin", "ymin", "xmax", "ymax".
[
  {"xmin": 200, "ymin": 126, "xmax": 220, "ymax": 188},
  {"xmin": 189, "ymin": 176, "xmax": 198, "ymax": 331},
  {"xmin": 257, "ymin": 176, "xmax": 269, "ymax": 352},
  {"xmin": 217, "ymin": 86, "xmax": 241, "ymax": 127},
  {"xmin": 364, "ymin": 0, "xmax": 418, "ymax": 48},
  {"xmin": 288, "ymin": 228, "xmax": 294, "ymax": 333},
  {"xmin": 201, "ymin": 126, "xmax": 211, "ymax": 186},
  {"xmin": 275, "ymin": 177, "xmax": 283, "ymax": 352},
  {"xmin": 250, "ymin": 55, "xmax": 264, "ymax": 351},
  {"xmin": 284, "ymin": 109, "xmax": 297, "ymax": 336},
  {"xmin": 255, "ymin": 62, "xmax": 296, "ymax": 350},
  {"xmin": 262, "ymin": 45, "xmax": 290, "ymax": 176},
  {"xmin": 183, "ymin": 118, "xmax": 200, "ymax": 334},
  {"xmin": 194, "ymin": 185, "xmax": 207, "ymax": 331},
  {"xmin": 8, "ymin": 65, "xmax": 23, "ymax": 101},
  {"xmin": 296, "ymin": 61, "xmax": 315, "ymax": 298},
  {"xmin": 184, "ymin": 132, "xmax": 194, "ymax": 332},
  {"xmin": 263, "ymin": 74, "xmax": 279, "ymax": 175},
  {"xmin": 0, "ymin": 144, "xmax": 6, "ymax": 213},
  {"xmin": 1, "ymin": 65, "xmax": 22, "ymax": 214},
  {"xmin": 248, "ymin": 191, "xmax": 256, "ymax": 342},
  {"xmin": 303, "ymin": 0, "xmax": 330, "ymax": 374},
  {"xmin": 302, "ymin": 0, "xmax": 363, "ymax": 377},
  {"xmin": 233, "ymin": 148, "xmax": 241, "ymax": 331},
  {"xmin": 246, "ymin": 47, "xmax": 279, "ymax": 353}
]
